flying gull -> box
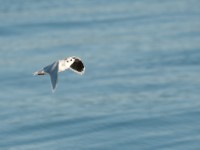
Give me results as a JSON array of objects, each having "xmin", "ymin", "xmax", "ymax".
[{"xmin": 33, "ymin": 56, "xmax": 85, "ymax": 92}]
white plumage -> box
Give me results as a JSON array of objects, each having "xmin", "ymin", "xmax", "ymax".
[{"xmin": 33, "ymin": 56, "xmax": 85, "ymax": 92}]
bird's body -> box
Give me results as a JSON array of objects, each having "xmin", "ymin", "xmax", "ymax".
[{"xmin": 33, "ymin": 56, "xmax": 85, "ymax": 92}]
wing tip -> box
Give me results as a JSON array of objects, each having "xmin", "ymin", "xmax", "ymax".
[{"xmin": 51, "ymin": 88, "xmax": 56, "ymax": 93}]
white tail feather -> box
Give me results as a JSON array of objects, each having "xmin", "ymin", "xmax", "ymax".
[{"xmin": 33, "ymin": 70, "xmax": 45, "ymax": 75}]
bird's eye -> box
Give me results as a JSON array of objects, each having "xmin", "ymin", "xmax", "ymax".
[
  {"xmin": 70, "ymin": 59, "xmax": 72, "ymax": 61},
  {"xmin": 67, "ymin": 61, "xmax": 68, "ymax": 62}
]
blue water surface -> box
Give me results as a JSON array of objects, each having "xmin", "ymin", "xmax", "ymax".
[{"xmin": 0, "ymin": 0, "xmax": 200, "ymax": 149}]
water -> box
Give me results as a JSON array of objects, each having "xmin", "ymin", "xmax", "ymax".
[{"xmin": 0, "ymin": 0, "xmax": 200, "ymax": 149}]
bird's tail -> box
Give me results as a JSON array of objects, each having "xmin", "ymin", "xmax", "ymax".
[{"xmin": 33, "ymin": 70, "xmax": 46, "ymax": 76}]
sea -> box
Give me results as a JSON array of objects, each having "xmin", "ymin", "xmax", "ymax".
[{"xmin": 0, "ymin": 0, "xmax": 200, "ymax": 149}]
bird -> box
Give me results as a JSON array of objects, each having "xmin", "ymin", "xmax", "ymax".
[{"xmin": 33, "ymin": 56, "xmax": 85, "ymax": 92}]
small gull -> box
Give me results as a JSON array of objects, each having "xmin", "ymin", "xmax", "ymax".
[{"xmin": 33, "ymin": 56, "xmax": 85, "ymax": 92}]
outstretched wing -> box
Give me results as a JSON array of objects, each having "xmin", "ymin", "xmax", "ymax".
[
  {"xmin": 70, "ymin": 57, "xmax": 85, "ymax": 75},
  {"xmin": 44, "ymin": 61, "xmax": 59, "ymax": 92}
]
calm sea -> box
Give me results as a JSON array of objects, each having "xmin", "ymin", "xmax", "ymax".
[{"xmin": 0, "ymin": 0, "xmax": 200, "ymax": 149}]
